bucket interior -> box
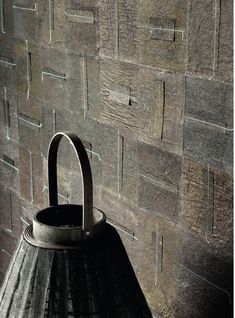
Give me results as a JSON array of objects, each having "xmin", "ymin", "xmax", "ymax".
[{"xmin": 35, "ymin": 205, "xmax": 83, "ymax": 227}]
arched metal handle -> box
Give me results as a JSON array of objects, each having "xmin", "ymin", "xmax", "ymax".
[{"xmin": 47, "ymin": 132, "xmax": 93, "ymax": 233}]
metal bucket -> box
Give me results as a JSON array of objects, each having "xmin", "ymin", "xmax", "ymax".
[{"xmin": 0, "ymin": 132, "xmax": 152, "ymax": 317}]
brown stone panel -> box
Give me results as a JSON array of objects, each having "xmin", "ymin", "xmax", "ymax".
[
  {"xmin": 65, "ymin": 0, "xmax": 99, "ymax": 55},
  {"xmin": 99, "ymin": 0, "xmax": 117, "ymax": 57},
  {"xmin": 187, "ymin": 0, "xmax": 233, "ymax": 82},
  {"xmin": 182, "ymin": 159, "xmax": 233, "ymax": 254},
  {"xmin": 99, "ymin": 0, "xmax": 139, "ymax": 60},
  {"xmin": 138, "ymin": 0, "xmax": 187, "ymax": 71},
  {"xmin": 216, "ymin": 0, "xmax": 233, "ymax": 82},
  {"xmin": 118, "ymin": 0, "xmax": 138, "ymax": 61},
  {"xmin": 99, "ymin": 58, "xmax": 184, "ymax": 150}
]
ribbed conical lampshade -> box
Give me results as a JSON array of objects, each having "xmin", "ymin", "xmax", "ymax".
[{"xmin": 0, "ymin": 132, "xmax": 152, "ymax": 318}]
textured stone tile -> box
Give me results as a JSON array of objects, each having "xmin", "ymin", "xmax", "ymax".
[
  {"xmin": 0, "ymin": 41, "xmax": 16, "ymax": 89},
  {"xmin": 17, "ymin": 94, "xmax": 43, "ymax": 122},
  {"xmin": 0, "ymin": 187, "xmax": 21, "ymax": 237},
  {"xmin": 0, "ymin": 0, "xmax": 14, "ymax": 36},
  {"xmin": 138, "ymin": 142, "xmax": 182, "ymax": 222},
  {"xmin": 216, "ymin": 0, "xmax": 233, "ymax": 82},
  {"xmin": 118, "ymin": 0, "xmax": 138, "ymax": 61},
  {"xmin": 185, "ymin": 77, "xmax": 233, "ymax": 128},
  {"xmin": 0, "ymin": 87, "xmax": 18, "ymax": 142},
  {"xmin": 40, "ymin": 49, "xmax": 86, "ymax": 113},
  {"xmin": 136, "ymin": 213, "xmax": 181, "ymax": 317},
  {"xmin": 99, "ymin": 0, "xmax": 138, "ymax": 61},
  {"xmin": 13, "ymin": 0, "xmax": 37, "ymax": 41},
  {"xmin": 184, "ymin": 118, "xmax": 233, "ymax": 175},
  {"xmin": 182, "ymin": 159, "xmax": 233, "ymax": 255},
  {"xmin": 138, "ymin": 0, "xmax": 187, "ymax": 71},
  {"xmin": 36, "ymin": 0, "xmax": 65, "ymax": 49},
  {"xmin": 65, "ymin": 0, "xmax": 99, "ymax": 55},
  {"xmin": 0, "ymin": 140, "xmax": 19, "ymax": 193},
  {"xmin": 16, "ymin": 42, "xmax": 42, "ymax": 100},
  {"xmin": 19, "ymin": 115, "xmax": 41, "ymax": 154},
  {"xmin": 0, "ymin": 248, "xmax": 12, "ymax": 274},
  {"xmin": 0, "ymin": 230, "xmax": 18, "ymax": 255},
  {"xmin": 100, "ymin": 58, "xmax": 184, "ymax": 151},
  {"xmin": 187, "ymin": 0, "xmax": 233, "ymax": 82}
]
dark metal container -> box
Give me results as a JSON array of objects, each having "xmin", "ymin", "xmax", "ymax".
[{"xmin": 0, "ymin": 132, "xmax": 152, "ymax": 318}]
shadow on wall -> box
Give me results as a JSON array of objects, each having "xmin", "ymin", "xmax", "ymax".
[{"xmin": 175, "ymin": 250, "xmax": 233, "ymax": 317}]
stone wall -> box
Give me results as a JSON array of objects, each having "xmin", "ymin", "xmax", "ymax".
[{"xmin": 0, "ymin": 0, "xmax": 233, "ymax": 317}]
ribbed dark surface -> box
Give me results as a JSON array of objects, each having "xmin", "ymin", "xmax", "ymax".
[{"xmin": 0, "ymin": 224, "xmax": 152, "ymax": 318}]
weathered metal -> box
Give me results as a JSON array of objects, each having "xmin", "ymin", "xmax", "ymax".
[{"xmin": 0, "ymin": 132, "xmax": 152, "ymax": 317}]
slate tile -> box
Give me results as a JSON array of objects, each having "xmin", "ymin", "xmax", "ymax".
[
  {"xmin": 0, "ymin": 87, "xmax": 18, "ymax": 142},
  {"xmin": 0, "ymin": 187, "xmax": 21, "ymax": 237},
  {"xmin": 13, "ymin": 0, "xmax": 37, "ymax": 41},
  {"xmin": 138, "ymin": 0, "xmax": 187, "ymax": 71},
  {"xmin": 0, "ymin": 140, "xmax": 19, "ymax": 193},
  {"xmin": 185, "ymin": 77, "xmax": 233, "ymax": 128},
  {"xmin": 138, "ymin": 142, "xmax": 182, "ymax": 223},
  {"xmin": 65, "ymin": 1, "xmax": 99, "ymax": 55},
  {"xmin": 184, "ymin": 118, "xmax": 233, "ymax": 175}
]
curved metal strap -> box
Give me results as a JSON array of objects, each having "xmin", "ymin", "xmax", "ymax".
[{"xmin": 47, "ymin": 132, "xmax": 93, "ymax": 233}]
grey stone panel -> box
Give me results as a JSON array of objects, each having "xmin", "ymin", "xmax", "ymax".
[
  {"xmin": 180, "ymin": 231, "xmax": 233, "ymax": 294},
  {"xmin": 0, "ymin": 139, "xmax": 19, "ymax": 194},
  {"xmin": 0, "ymin": 187, "xmax": 21, "ymax": 237},
  {"xmin": 185, "ymin": 77, "xmax": 233, "ymax": 128},
  {"xmin": 138, "ymin": 142, "xmax": 182, "ymax": 222},
  {"xmin": 0, "ymin": 87, "xmax": 18, "ymax": 142},
  {"xmin": 184, "ymin": 118, "xmax": 233, "ymax": 175},
  {"xmin": 13, "ymin": 0, "xmax": 37, "ymax": 41},
  {"xmin": 65, "ymin": 1, "xmax": 99, "ymax": 55}
]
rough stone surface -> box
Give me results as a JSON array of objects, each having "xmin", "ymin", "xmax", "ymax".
[
  {"xmin": 0, "ymin": 0, "xmax": 233, "ymax": 317},
  {"xmin": 185, "ymin": 77, "xmax": 233, "ymax": 128},
  {"xmin": 184, "ymin": 117, "xmax": 233, "ymax": 175}
]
